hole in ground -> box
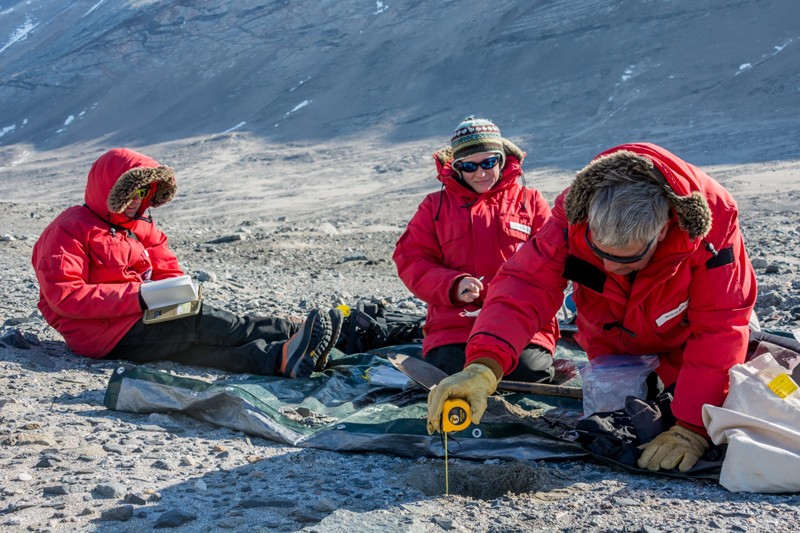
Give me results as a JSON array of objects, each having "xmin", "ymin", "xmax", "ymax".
[{"xmin": 401, "ymin": 462, "xmax": 551, "ymax": 499}]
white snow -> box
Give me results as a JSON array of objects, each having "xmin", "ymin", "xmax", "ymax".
[
  {"xmin": 620, "ymin": 66, "xmax": 634, "ymax": 82},
  {"xmin": 289, "ymin": 76, "xmax": 311, "ymax": 92},
  {"xmin": 735, "ymin": 38, "xmax": 793, "ymax": 75},
  {"xmin": 285, "ymin": 100, "xmax": 310, "ymax": 116},
  {"xmin": 374, "ymin": 1, "xmax": 388, "ymax": 15},
  {"xmin": 0, "ymin": 125, "xmax": 16, "ymax": 138},
  {"xmin": 0, "ymin": 18, "xmax": 39, "ymax": 55},
  {"xmin": 221, "ymin": 121, "xmax": 246, "ymax": 133},
  {"xmin": 83, "ymin": 0, "xmax": 107, "ymax": 17},
  {"xmin": 63, "ymin": 115, "xmax": 75, "ymax": 126}
]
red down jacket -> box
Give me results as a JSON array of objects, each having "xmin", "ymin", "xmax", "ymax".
[
  {"xmin": 394, "ymin": 140, "xmax": 559, "ymax": 358},
  {"xmin": 467, "ymin": 143, "xmax": 757, "ymax": 428},
  {"xmin": 32, "ymin": 148, "xmax": 183, "ymax": 358}
]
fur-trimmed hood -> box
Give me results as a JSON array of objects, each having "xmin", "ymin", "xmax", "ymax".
[
  {"xmin": 84, "ymin": 148, "xmax": 176, "ymax": 226},
  {"xmin": 564, "ymin": 143, "xmax": 712, "ymax": 240}
]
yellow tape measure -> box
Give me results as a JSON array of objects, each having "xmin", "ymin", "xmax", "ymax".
[{"xmin": 442, "ymin": 399, "xmax": 471, "ymax": 432}]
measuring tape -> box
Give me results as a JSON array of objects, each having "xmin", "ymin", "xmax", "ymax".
[{"xmin": 442, "ymin": 399, "xmax": 471, "ymax": 495}]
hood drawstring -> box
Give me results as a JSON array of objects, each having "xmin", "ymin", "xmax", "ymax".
[
  {"xmin": 434, "ymin": 184, "xmax": 445, "ymax": 221},
  {"xmin": 82, "ymin": 203, "xmax": 143, "ymax": 238},
  {"xmin": 136, "ymin": 207, "xmax": 154, "ymax": 224}
]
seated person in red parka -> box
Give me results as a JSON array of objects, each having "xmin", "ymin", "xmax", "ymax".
[
  {"xmin": 32, "ymin": 148, "xmax": 342, "ymax": 378},
  {"xmin": 393, "ymin": 116, "xmax": 559, "ymax": 382},
  {"xmin": 427, "ymin": 143, "xmax": 757, "ymax": 473}
]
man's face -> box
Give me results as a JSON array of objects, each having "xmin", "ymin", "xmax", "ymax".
[
  {"xmin": 586, "ymin": 223, "xmax": 669, "ymax": 276},
  {"xmin": 592, "ymin": 240, "xmax": 657, "ymax": 275}
]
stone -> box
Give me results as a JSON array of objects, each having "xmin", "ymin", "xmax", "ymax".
[
  {"xmin": 154, "ymin": 509, "xmax": 197, "ymax": 528},
  {"xmin": 99, "ymin": 505, "xmax": 134, "ymax": 522}
]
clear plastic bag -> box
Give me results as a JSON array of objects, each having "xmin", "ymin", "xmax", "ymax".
[{"xmin": 579, "ymin": 354, "xmax": 660, "ymax": 418}]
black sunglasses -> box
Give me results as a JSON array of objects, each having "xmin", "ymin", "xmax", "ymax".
[
  {"xmin": 585, "ymin": 226, "xmax": 655, "ymax": 264},
  {"xmin": 453, "ymin": 155, "xmax": 502, "ymax": 173}
]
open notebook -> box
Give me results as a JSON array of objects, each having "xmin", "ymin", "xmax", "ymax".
[{"xmin": 140, "ymin": 275, "xmax": 202, "ymax": 324}]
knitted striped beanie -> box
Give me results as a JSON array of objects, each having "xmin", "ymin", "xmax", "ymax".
[{"xmin": 450, "ymin": 116, "xmax": 504, "ymax": 161}]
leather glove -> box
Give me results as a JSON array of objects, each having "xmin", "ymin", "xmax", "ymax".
[
  {"xmin": 426, "ymin": 363, "xmax": 498, "ymax": 435},
  {"xmin": 637, "ymin": 424, "xmax": 709, "ymax": 472}
]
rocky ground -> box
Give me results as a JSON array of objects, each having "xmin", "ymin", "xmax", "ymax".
[{"xmin": 1, "ymin": 147, "xmax": 800, "ymax": 532}]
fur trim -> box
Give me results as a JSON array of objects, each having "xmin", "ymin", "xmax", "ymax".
[
  {"xmin": 434, "ymin": 138, "xmax": 525, "ymax": 166},
  {"xmin": 107, "ymin": 166, "xmax": 177, "ymax": 213},
  {"xmin": 564, "ymin": 150, "xmax": 711, "ymax": 240}
]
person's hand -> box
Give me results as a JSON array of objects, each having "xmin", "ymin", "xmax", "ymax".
[
  {"xmin": 456, "ymin": 276, "xmax": 484, "ymax": 303},
  {"xmin": 427, "ymin": 363, "xmax": 498, "ymax": 434},
  {"xmin": 637, "ymin": 424, "xmax": 709, "ymax": 472}
]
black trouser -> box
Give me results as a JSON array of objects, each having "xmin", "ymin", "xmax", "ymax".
[
  {"xmin": 425, "ymin": 343, "xmax": 555, "ymax": 383},
  {"xmin": 107, "ymin": 304, "xmax": 297, "ymax": 375}
]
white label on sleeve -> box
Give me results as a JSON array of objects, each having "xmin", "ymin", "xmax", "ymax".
[
  {"xmin": 508, "ymin": 221, "xmax": 531, "ymax": 235},
  {"xmin": 655, "ymin": 299, "xmax": 689, "ymax": 327}
]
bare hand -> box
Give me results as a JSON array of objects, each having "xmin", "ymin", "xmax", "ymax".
[{"xmin": 456, "ymin": 276, "xmax": 484, "ymax": 303}]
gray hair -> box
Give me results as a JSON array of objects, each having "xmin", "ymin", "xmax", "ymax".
[{"xmin": 587, "ymin": 180, "xmax": 670, "ymax": 248}]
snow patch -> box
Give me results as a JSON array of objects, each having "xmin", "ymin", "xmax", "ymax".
[
  {"xmin": 374, "ymin": 1, "xmax": 388, "ymax": 15},
  {"xmin": 222, "ymin": 121, "xmax": 246, "ymax": 133},
  {"xmin": 290, "ymin": 76, "xmax": 311, "ymax": 92},
  {"xmin": 0, "ymin": 17, "xmax": 39, "ymax": 55},
  {"xmin": 84, "ymin": 0, "xmax": 107, "ymax": 17},
  {"xmin": 620, "ymin": 65, "xmax": 634, "ymax": 82},
  {"xmin": 0, "ymin": 124, "xmax": 16, "ymax": 138},
  {"xmin": 285, "ymin": 100, "xmax": 310, "ymax": 116},
  {"xmin": 735, "ymin": 38, "xmax": 794, "ymax": 75}
]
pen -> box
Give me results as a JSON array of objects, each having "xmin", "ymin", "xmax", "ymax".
[{"xmin": 461, "ymin": 276, "xmax": 485, "ymax": 295}]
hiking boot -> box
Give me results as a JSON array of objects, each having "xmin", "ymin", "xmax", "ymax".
[
  {"xmin": 314, "ymin": 308, "xmax": 345, "ymax": 372},
  {"xmin": 278, "ymin": 309, "xmax": 332, "ymax": 379}
]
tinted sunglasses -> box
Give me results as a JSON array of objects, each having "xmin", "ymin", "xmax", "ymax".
[
  {"xmin": 453, "ymin": 155, "xmax": 502, "ymax": 173},
  {"xmin": 133, "ymin": 186, "xmax": 151, "ymax": 199},
  {"xmin": 585, "ymin": 226, "xmax": 655, "ymax": 264}
]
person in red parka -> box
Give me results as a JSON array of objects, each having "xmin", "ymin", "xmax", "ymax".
[
  {"xmin": 427, "ymin": 143, "xmax": 757, "ymax": 473},
  {"xmin": 32, "ymin": 148, "xmax": 342, "ymax": 378},
  {"xmin": 394, "ymin": 116, "xmax": 559, "ymax": 382}
]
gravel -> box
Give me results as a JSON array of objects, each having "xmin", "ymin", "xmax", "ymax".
[{"xmin": 1, "ymin": 149, "xmax": 799, "ymax": 532}]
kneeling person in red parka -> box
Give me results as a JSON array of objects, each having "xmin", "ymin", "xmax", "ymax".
[{"xmin": 427, "ymin": 143, "xmax": 757, "ymax": 473}]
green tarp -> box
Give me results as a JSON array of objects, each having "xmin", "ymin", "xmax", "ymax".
[{"xmin": 103, "ymin": 346, "xmax": 587, "ymax": 461}]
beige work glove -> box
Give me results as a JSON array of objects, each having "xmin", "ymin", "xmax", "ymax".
[
  {"xmin": 637, "ymin": 424, "xmax": 709, "ymax": 472},
  {"xmin": 426, "ymin": 363, "xmax": 498, "ymax": 435}
]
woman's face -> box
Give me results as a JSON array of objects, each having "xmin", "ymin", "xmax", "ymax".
[
  {"xmin": 124, "ymin": 197, "xmax": 142, "ymax": 218},
  {"xmin": 457, "ymin": 151, "xmax": 502, "ymax": 193}
]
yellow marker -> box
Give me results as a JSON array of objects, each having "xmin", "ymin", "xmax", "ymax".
[
  {"xmin": 768, "ymin": 373, "xmax": 799, "ymax": 399},
  {"xmin": 442, "ymin": 399, "xmax": 471, "ymax": 495}
]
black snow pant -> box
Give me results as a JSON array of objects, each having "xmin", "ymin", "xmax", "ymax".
[
  {"xmin": 107, "ymin": 303, "xmax": 298, "ymax": 375},
  {"xmin": 424, "ymin": 343, "xmax": 555, "ymax": 383}
]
